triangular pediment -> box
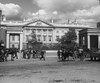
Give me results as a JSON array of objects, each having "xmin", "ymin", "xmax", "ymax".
[{"xmin": 24, "ymin": 20, "xmax": 54, "ymax": 27}]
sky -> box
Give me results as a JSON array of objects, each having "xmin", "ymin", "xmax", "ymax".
[{"xmin": 0, "ymin": 0, "xmax": 100, "ymax": 27}]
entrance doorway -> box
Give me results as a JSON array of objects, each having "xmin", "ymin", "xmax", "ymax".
[
  {"xmin": 90, "ymin": 35, "xmax": 98, "ymax": 49},
  {"xmin": 9, "ymin": 34, "xmax": 20, "ymax": 49}
]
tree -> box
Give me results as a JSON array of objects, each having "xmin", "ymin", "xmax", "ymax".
[
  {"xmin": 28, "ymin": 30, "xmax": 37, "ymax": 45},
  {"xmin": 27, "ymin": 30, "xmax": 42, "ymax": 50},
  {"xmin": 57, "ymin": 29, "xmax": 78, "ymax": 50}
]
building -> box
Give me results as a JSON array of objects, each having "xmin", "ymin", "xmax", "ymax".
[
  {"xmin": 1, "ymin": 17, "xmax": 93, "ymax": 50},
  {"xmin": 0, "ymin": 27, "xmax": 6, "ymax": 45},
  {"xmin": 79, "ymin": 22, "xmax": 100, "ymax": 49}
]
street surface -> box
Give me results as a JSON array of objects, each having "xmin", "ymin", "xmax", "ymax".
[{"xmin": 0, "ymin": 52, "xmax": 100, "ymax": 83}]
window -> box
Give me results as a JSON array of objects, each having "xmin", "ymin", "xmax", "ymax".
[
  {"xmin": 37, "ymin": 29, "xmax": 41, "ymax": 33},
  {"xmin": 26, "ymin": 30, "xmax": 30, "ymax": 33},
  {"xmin": 16, "ymin": 36, "xmax": 19, "ymax": 41},
  {"xmin": 56, "ymin": 30, "xmax": 59, "ymax": 33},
  {"xmin": 48, "ymin": 29, "xmax": 52, "ymax": 34},
  {"xmin": 62, "ymin": 30, "xmax": 64, "ymax": 33},
  {"xmin": 48, "ymin": 36, "xmax": 52, "ymax": 41},
  {"xmin": 56, "ymin": 36, "xmax": 59, "ymax": 40},
  {"xmin": 43, "ymin": 35, "xmax": 47, "ymax": 41},
  {"xmin": 26, "ymin": 35, "xmax": 30, "ymax": 41},
  {"xmin": 43, "ymin": 29, "xmax": 46, "ymax": 32},
  {"xmin": 32, "ymin": 30, "xmax": 36, "ymax": 33},
  {"xmin": 82, "ymin": 37, "xmax": 85, "ymax": 45},
  {"xmin": 12, "ymin": 36, "xmax": 15, "ymax": 41}
]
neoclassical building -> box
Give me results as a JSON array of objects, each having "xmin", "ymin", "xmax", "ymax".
[
  {"xmin": 79, "ymin": 22, "xmax": 100, "ymax": 49},
  {"xmin": 0, "ymin": 18, "xmax": 93, "ymax": 50}
]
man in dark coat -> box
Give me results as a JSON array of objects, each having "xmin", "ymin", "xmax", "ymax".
[{"xmin": 40, "ymin": 50, "xmax": 46, "ymax": 60}]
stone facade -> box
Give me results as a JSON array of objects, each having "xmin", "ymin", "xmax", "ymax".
[
  {"xmin": 79, "ymin": 24, "xmax": 100, "ymax": 49},
  {"xmin": 1, "ymin": 19, "xmax": 92, "ymax": 50}
]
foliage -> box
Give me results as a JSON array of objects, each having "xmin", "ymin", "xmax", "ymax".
[
  {"xmin": 57, "ymin": 29, "xmax": 78, "ymax": 50},
  {"xmin": 27, "ymin": 30, "xmax": 42, "ymax": 50},
  {"xmin": 41, "ymin": 43, "xmax": 61, "ymax": 50}
]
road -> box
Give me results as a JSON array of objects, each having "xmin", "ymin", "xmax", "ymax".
[{"xmin": 0, "ymin": 52, "xmax": 100, "ymax": 83}]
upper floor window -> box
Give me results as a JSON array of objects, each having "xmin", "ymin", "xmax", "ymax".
[
  {"xmin": 16, "ymin": 36, "xmax": 19, "ymax": 41},
  {"xmin": 62, "ymin": 30, "xmax": 65, "ymax": 33},
  {"xmin": 37, "ymin": 29, "xmax": 41, "ymax": 33},
  {"xmin": 56, "ymin": 30, "xmax": 59, "ymax": 33},
  {"xmin": 12, "ymin": 36, "xmax": 15, "ymax": 41},
  {"xmin": 82, "ymin": 37, "xmax": 85, "ymax": 45},
  {"xmin": 32, "ymin": 30, "xmax": 36, "ymax": 33},
  {"xmin": 48, "ymin": 29, "xmax": 52, "ymax": 34},
  {"xmin": 43, "ymin": 29, "xmax": 47, "ymax": 32},
  {"xmin": 56, "ymin": 36, "xmax": 59, "ymax": 40}
]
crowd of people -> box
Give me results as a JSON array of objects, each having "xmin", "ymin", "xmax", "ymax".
[
  {"xmin": 0, "ymin": 46, "xmax": 89, "ymax": 62},
  {"xmin": 0, "ymin": 47, "xmax": 19, "ymax": 62},
  {"xmin": 0, "ymin": 47, "xmax": 46, "ymax": 62},
  {"xmin": 21, "ymin": 49, "xmax": 46, "ymax": 60},
  {"xmin": 0, "ymin": 40, "xmax": 90, "ymax": 62},
  {"xmin": 57, "ymin": 47, "xmax": 88, "ymax": 61}
]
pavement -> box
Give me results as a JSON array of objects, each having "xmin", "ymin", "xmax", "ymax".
[{"xmin": 0, "ymin": 52, "xmax": 100, "ymax": 83}]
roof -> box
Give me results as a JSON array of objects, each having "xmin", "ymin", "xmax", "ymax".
[
  {"xmin": 23, "ymin": 20, "xmax": 55, "ymax": 28},
  {"xmin": 79, "ymin": 28, "xmax": 100, "ymax": 34},
  {"xmin": 1, "ymin": 19, "xmax": 95, "ymax": 30}
]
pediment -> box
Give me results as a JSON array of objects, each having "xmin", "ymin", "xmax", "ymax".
[{"xmin": 24, "ymin": 20, "xmax": 54, "ymax": 27}]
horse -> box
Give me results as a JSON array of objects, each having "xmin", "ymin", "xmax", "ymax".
[
  {"xmin": 60, "ymin": 49, "xmax": 77, "ymax": 61},
  {"xmin": 5, "ymin": 48, "xmax": 18, "ymax": 61}
]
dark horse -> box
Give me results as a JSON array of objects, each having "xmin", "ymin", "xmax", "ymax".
[
  {"xmin": 0, "ymin": 48, "xmax": 7, "ymax": 62},
  {"xmin": 61, "ymin": 49, "xmax": 76, "ymax": 61},
  {"xmin": 5, "ymin": 48, "xmax": 18, "ymax": 61}
]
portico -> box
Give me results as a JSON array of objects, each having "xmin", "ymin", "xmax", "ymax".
[
  {"xmin": 6, "ymin": 30, "xmax": 23, "ymax": 50},
  {"xmin": 79, "ymin": 28, "xmax": 100, "ymax": 49}
]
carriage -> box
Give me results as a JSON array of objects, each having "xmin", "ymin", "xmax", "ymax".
[
  {"xmin": 0, "ymin": 47, "xmax": 19, "ymax": 62},
  {"xmin": 89, "ymin": 48, "xmax": 100, "ymax": 61}
]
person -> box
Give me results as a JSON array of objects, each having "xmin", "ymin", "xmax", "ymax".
[
  {"xmin": 78, "ymin": 47, "xmax": 84, "ymax": 61},
  {"xmin": 14, "ymin": 48, "xmax": 18, "ymax": 59},
  {"xmin": 40, "ymin": 50, "xmax": 46, "ymax": 60},
  {"xmin": 32, "ymin": 50, "xmax": 36, "ymax": 58},
  {"xmin": 57, "ymin": 50, "xmax": 61, "ymax": 59},
  {"xmin": 23, "ymin": 49, "xmax": 27, "ymax": 59}
]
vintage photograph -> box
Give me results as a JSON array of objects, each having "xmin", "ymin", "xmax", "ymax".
[{"xmin": 0, "ymin": 0, "xmax": 100, "ymax": 83}]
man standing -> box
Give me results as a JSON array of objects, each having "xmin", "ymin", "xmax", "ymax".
[
  {"xmin": 40, "ymin": 50, "xmax": 46, "ymax": 60},
  {"xmin": 78, "ymin": 47, "xmax": 84, "ymax": 61}
]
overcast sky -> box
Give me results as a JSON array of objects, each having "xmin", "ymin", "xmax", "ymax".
[{"xmin": 0, "ymin": 0, "xmax": 100, "ymax": 27}]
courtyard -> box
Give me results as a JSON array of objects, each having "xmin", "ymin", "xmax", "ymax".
[{"xmin": 0, "ymin": 52, "xmax": 100, "ymax": 83}]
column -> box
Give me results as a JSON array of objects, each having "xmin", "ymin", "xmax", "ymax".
[
  {"xmin": 6, "ymin": 33, "xmax": 10, "ymax": 48},
  {"xmin": 20, "ymin": 33, "xmax": 23, "ymax": 50},
  {"xmin": 98, "ymin": 36, "xmax": 100, "ymax": 48},
  {"xmin": 88, "ymin": 35, "xmax": 90, "ymax": 49},
  {"xmin": 41, "ymin": 29, "xmax": 43, "ymax": 42},
  {"xmin": 47, "ymin": 29, "xmax": 49, "ymax": 43},
  {"xmin": 51, "ymin": 29, "xmax": 54, "ymax": 43},
  {"xmin": 36, "ymin": 29, "xmax": 37, "ymax": 39}
]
